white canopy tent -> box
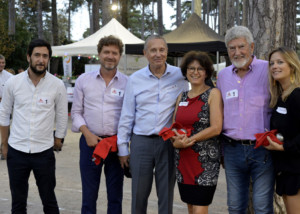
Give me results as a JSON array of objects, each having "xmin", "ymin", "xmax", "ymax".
[{"xmin": 52, "ymin": 18, "xmax": 147, "ymax": 75}]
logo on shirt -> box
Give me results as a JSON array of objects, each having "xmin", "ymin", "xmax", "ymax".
[
  {"xmin": 226, "ymin": 89, "xmax": 238, "ymax": 99},
  {"xmin": 111, "ymin": 88, "xmax": 124, "ymax": 97},
  {"xmin": 37, "ymin": 97, "xmax": 50, "ymax": 105}
]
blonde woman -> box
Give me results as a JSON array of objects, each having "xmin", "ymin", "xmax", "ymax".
[{"xmin": 266, "ymin": 46, "xmax": 300, "ymax": 213}]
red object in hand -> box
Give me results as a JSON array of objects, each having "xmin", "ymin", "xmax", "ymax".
[
  {"xmin": 92, "ymin": 135, "xmax": 117, "ymax": 165},
  {"xmin": 159, "ymin": 122, "xmax": 192, "ymax": 141},
  {"xmin": 254, "ymin": 129, "xmax": 283, "ymax": 149}
]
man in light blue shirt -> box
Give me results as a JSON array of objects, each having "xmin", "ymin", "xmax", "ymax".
[{"xmin": 117, "ymin": 35, "xmax": 188, "ymax": 214}]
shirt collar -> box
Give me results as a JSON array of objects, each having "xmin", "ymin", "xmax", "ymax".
[
  {"xmin": 231, "ymin": 55, "xmax": 256, "ymax": 74},
  {"xmin": 146, "ymin": 63, "xmax": 171, "ymax": 77},
  {"xmin": 97, "ymin": 67, "xmax": 119, "ymax": 80}
]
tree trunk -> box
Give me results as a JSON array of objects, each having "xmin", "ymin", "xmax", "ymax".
[
  {"xmin": 102, "ymin": 0, "xmax": 111, "ymax": 27},
  {"xmin": 248, "ymin": 0, "xmax": 283, "ymax": 59},
  {"xmin": 242, "ymin": 0, "xmax": 248, "ymax": 26},
  {"xmin": 157, "ymin": 0, "xmax": 163, "ymax": 35},
  {"xmin": 120, "ymin": 0, "xmax": 128, "ymax": 28},
  {"xmin": 235, "ymin": 0, "xmax": 240, "ymax": 25},
  {"xmin": 283, "ymin": 0, "xmax": 297, "ymax": 50},
  {"xmin": 176, "ymin": 0, "xmax": 182, "ymax": 27},
  {"xmin": 88, "ymin": 1, "xmax": 93, "ymax": 35},
  {"xmin": 225, "ymin": 0, "xmax": 235, "ymax": 30},
  {"xmin": 92, "ymin": 0, "xmax": 100, "ymax": 32},
  {"xmin": 37, "ymin": 0, "xmax": 43, "ymax": 39},
  {"xmin": 219, "ymin": 0, "xmax": 226, "ymax": 36},
  {"xmin": 141, "ymin": 3, "xmax": 145, "ymax": 40},
  {"xmin": 151, "ymin": 1, "xmax": 155, "ymax": 35},
  {"xmin": 52, "ymin": 0, "xmax": 59, "ymax": 45},
  {"xmin": 206, "ymin": 0, "xmax": 210, "ymax": 26},
  {"xmin": 67, "ymin": 0, "xmax": 71, "ymax": 40},
  {"xmin": 8, "ymin": 0, "xmax": 15, "ymax": 35}
]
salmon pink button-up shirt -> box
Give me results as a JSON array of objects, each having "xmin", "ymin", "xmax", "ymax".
[{"xmin": 217, "ymin": 56, "xmax": 271, "ymax": 140}]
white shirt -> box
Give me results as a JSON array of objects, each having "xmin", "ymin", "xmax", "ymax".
[
  {"xmin": 0, "ymin": 69, "xmax": 13, "ymax": 100},
  {"xmin": 0, "ymin": 70, "xmax": 68, "ymax": 153}
]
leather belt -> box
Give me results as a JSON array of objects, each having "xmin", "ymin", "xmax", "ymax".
[
  {"xmin": 147, "ymin": 134, "xmax": 159, "ymax": 138},
  {"xmin": 222, "ymin": 135, "xmax": 256, "ymax": 145}
]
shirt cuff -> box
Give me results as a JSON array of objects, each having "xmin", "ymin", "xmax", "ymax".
[{"xmin": 117, "ymin": 143, "xmax": 129, "ymax": 156}]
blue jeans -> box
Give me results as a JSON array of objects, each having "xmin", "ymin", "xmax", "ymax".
[
  {"xmin": 79, "ymin": 135, "xmax": 124, "ymax": 214},
  {"xmin": 223, "ymin": 141, "xmax": 275, "ymax": 214}
]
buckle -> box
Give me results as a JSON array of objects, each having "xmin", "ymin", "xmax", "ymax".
[{"xmin": 240, "ymin": 140, "xmax": 255, "ymax": 145}]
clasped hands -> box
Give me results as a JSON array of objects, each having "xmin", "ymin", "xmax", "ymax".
[{"xmin": 171, "ymin": 130, "xmax": 196, "ymax": 149}]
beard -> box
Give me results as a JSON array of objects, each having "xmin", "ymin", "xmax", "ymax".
[
  {"xmin": 231, "ymin": 58, "xmax": 249, "ymax": 68},
  {"xmin": 231, "ymin": 51, "xmax": 252, "ymax": 68},
  {"xmin": 29, "ymin": 58, "xmax": 48, "ymax": 76},
  {"xmin": 30, "ymin": 64, "xmax": 47, "ymax": 75}
]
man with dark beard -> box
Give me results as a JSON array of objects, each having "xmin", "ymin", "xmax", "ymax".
[
  {"xmin": 0, "ymin": 39, "xmax": 68, "ymax": 213},
  {"xmin": 71, "ymin": 35, "xmax": 128, "ymax": 214}
]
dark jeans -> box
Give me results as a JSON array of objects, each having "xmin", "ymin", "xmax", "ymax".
[
  {"xmin": 79, "ymin": 135, "xmax": 124, "ymax": 214},
  {"xmin": 7, "ymin": 145, "xmax": 59, "ymax": 214}
]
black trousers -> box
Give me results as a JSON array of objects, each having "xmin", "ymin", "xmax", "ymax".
[{"xmin": 7, "ymin": 145, "xmax": 59, "ymax": 214}]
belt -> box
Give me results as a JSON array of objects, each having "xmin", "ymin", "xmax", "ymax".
[
  {"xmin": 98, "ymin": 135, "xmax": 112, "ymax": 139},
  {"xmin": 222, "ymin": 135, "xmax": 256, "ymax": 145},
  {"xmin": 147, "ymin": 134, "xmax": 159, "ymax": 138}
]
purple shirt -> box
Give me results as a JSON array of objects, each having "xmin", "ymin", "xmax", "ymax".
[
  {"xmin": 71, "ymin": 70, "xmax": 128, "ymax": 136},
  {"xmin": 217, "ymin": 56, "xmax": 271, "ymax": 140}
]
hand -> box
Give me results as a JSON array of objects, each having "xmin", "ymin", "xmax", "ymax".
[
  {"xmin": 264, "ymin": 136, "xmax": 284, "ymax": 151},
  {"xmin": 119, "ymin": 155, "xmax": 130, "ymax": 169},
  {"xmin": 172, "ymin": 134, "xmax": 196, "ymax": 149},
  {"xmin": 84, "ymin": 132, "xmax": 102, "ymax": 147},
  {"xmin": 54, "ymin": 137, "xmax": 63, "ymax": 151},
  {"xmin": 1, "ymin": 143, "xmax": 8, "ymax": 159}
]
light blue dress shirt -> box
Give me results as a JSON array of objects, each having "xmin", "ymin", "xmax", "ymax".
[{"xmin": 117, "ymin": 64, "xmax": 188, "ymax": 156}]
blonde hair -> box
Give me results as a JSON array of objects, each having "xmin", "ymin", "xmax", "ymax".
[{"xmin": 269, "ymin": 47, "xmax": 300, "ymax": 108}]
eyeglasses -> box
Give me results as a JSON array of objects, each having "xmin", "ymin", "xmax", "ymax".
[{"xmin": 187, "ymin": 67, "xmax": 205, "ymax": 72}]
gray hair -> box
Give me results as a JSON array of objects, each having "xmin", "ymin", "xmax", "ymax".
[
  {"xmin": 0, "ymin": 54, "xmax": 5, "ymax": 60},
  {"xmin": 224, "ymin": 26, "xmax": 254, "ymax": 47},
  {"xmin": 144, "ymin": 35, "xmax": 168, "ymax": 51}
]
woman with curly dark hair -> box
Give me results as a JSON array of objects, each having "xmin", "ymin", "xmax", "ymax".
[{"xmin": 171, "ymin": 51, "xmax": 223, "ymax": 214}]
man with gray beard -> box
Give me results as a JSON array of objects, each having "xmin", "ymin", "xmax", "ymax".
[{"xmin": 217, "ymin": 26, "xmax": 274, "ymax": 213}]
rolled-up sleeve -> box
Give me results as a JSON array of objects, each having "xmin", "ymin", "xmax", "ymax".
[
  {"xmin": 71, "ymin": 77, "xmax": 87, "ymax": 133},
  {"xmin": 117, "ymin": 78, "xmax": 136, "ymax": 156}
]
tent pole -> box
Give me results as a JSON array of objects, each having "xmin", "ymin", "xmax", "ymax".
[
  {"xmin": 125, "ymin": 55, "xmax": 127, "ymax": 75},
  {"xmin": 216, "ymin": 51, "xmax": 219, "ymax": 72}
]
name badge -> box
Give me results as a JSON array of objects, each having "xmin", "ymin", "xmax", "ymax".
[
  {"xmin": 226, "ymin": 89, "xmax": 238, "ymax": 99},
  {"xmin": 179, "ymin": 101, "xmax": 189, "ymax": 106},
  {"xmin": 37, "ymin": 97, "xmax": 51, "ymax": 105},
  {"xmin": 111, "ymin": 88, "xmax": 124, "ymax": 97},
  {"xmin": 276, "ymin": 107, "xmax": 287, "ymax": 114}
]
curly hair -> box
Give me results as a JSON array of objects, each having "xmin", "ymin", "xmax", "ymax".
[
  {"xmin": 180, "ymin": 51, "xmax": 214, "ymax": 82},
  {"xmin": 97, "ymin": 35, "xmax": 123, "ymax": 55}
]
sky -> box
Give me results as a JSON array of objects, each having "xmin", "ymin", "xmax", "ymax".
[{"xmin": 57, "ymin": 0, "xmax": 176, "ymax": 41}]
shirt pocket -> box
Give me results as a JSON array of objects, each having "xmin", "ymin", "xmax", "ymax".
[{"xmin": 36, "ymin": 93, "xmax": 54, "ymax": 111}]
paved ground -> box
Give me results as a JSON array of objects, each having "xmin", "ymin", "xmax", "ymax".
[{"xmin": 0, "ymin": 117, "xmax": 228, "ymax": 213}]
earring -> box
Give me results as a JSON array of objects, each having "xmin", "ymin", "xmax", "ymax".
[{"xmin": 290, "ymin": 74, "xmax": 295, "ymax": 84}]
